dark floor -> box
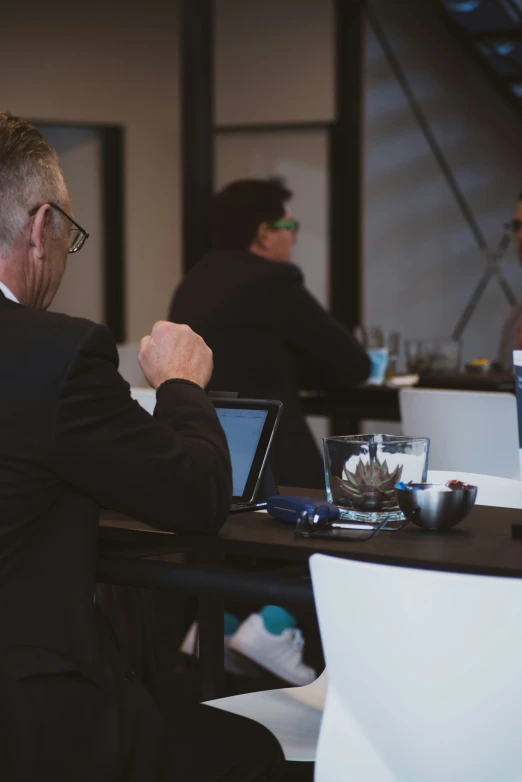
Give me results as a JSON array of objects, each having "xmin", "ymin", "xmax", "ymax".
[{"xmin": 99, "ymin": 584, "xmax": 321, "ymax": 781}]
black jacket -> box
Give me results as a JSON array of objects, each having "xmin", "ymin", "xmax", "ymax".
[
  {"xmin": 0, "ymin": 292, "xmax": 231, "ymax": 780},
  {"xmin": 169, "ymin": 251, "xmax": 370, "ymax": 488}
]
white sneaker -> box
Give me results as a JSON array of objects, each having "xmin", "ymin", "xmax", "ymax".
[
  {"xmin": 180, "ymin": 621, "xmax": 260, "ymax": 677},
  {"xmin": 228, "ymin": 613, "xmax": 316, "ymax": 686}
]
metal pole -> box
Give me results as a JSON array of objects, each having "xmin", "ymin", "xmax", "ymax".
[
  {"xmin": 181, "ymin": 0, "xmax": 214, "ymax": 272},
  {"xmin": 330, "ymin": 0, "xmax": 365, "ymax": 332}
]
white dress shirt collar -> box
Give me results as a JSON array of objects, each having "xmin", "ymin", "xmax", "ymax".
[{"xmin": 0, "ymin": 281, "xmax": 19, "ymax": 304}]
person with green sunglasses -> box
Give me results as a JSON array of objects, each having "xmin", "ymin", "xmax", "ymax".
[{"xmin": 170, "ymin": 178, "xmax": 370, "ymax": 485}]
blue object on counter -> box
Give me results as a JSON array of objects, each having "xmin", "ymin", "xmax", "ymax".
[
  {"xmin": 366, "ymin": 347, "xmax": 389, "ymax": 385},
  {"xmin": 267, "ymin": 495, "xmax": 340, "ymax": 524},
  {"xmin": 396, "ymin": 481, "xmax": 424, "ymax": 491}
]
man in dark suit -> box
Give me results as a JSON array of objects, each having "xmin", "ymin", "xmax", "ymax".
[
  {"xmin": 0, "ymin": 113, "xmax": 284, "ymax": 781},
  {"xmin": 169, "ymin": 179, "xmax": 370, "ymax": 489}
]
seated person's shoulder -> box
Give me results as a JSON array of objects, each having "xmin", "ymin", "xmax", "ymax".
[
  {"xmin": 259, "ymin": 260, "xmax": 304, "ymax": 288},
  {"xmin": 243, "ymin": 263, "xmax": 316, "ymax": 319},
  {"xmin": 9, "ymin": 306, "xmax": 116, "ymax": 362}
]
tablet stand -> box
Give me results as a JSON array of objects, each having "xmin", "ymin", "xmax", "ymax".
[{"xmin": 256, "ymin": 462, "xmax": 279, "ymax": 501}]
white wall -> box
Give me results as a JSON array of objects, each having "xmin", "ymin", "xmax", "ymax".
[
  {"xmin": 0, "ymin": 0, "xmax": 181, "ymax": 341},
  {"xmin": 215, "ymin": 0, "xmax": 334, "ymax": 125},
  {"xmin": 364, "ymin": 0, "xmax": 522, "ymax": 367}
]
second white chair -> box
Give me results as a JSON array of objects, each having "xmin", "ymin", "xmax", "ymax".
[
  {"xmin": 400, "ymin": 388, "xmax": 520, "ymax": 480},
  {"xmin": 310, "ymin": 552, "xmax": 522, "ymax": 782}
]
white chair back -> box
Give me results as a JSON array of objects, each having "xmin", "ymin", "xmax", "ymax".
[
  {"xmin": 310, "ymin": 553, "xmax": 522, "ymax": 782},
  {"xmin": 428, "ymin": 469, "xmax": 522, "ymax": 509},
  {"xmin": 130, "ymin": 387, "xmax": 156, "ymax": 415},
  {"xmin": 400, "ymin": 388, "xmax": 519, "ymax": 479},
  {"xmin": 117, "ymin": 342, "xmax": 147, "ymax": 387}
]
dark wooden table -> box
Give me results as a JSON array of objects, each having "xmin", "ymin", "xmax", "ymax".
[
  {"xmin": 300, "ymin": 372, "xmax": 515, "ymax": 424},
  {"xmin": 99, "ymin": 497, "xmax": 522, "ymax": 698},
  {"xmin": 102, "ymin": 503, "xmax": 522, "ymax": 577}
]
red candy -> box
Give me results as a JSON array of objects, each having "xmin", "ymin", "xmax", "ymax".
[{"xmin": 446, "ymin": 479, "xmax": 471, "ymax": 491}]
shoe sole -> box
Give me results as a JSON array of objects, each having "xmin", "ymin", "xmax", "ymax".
[
  {"xmin": 180, "ymin": 634, "xmax": 261, "ymax": 677},
  {"xmin": 228, "ymin": 639, "xmax": 315, "ymax": 686}
]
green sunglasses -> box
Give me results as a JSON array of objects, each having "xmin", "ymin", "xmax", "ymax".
[{"xmin": 268, "ymin": 219, "xmax": 300, "ymax": 233}]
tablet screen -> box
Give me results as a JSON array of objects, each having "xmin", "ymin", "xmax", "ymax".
[
  {"xmin": 212, "ymin": 398, "xmax": 282, "ymax": 503},
  {"xmin": 216, "ymin": 407, "xmax": 268, "ymax": 497}
]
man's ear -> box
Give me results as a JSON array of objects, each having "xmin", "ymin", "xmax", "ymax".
[
  {"xmin": 256, "ymin": 222, "xmax": 272, "ymax": 250},
  {"xmin": 29, "ymin": 204, "xmax": 52, "ymax": 260}
]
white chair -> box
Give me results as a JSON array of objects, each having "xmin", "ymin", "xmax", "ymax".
[
  {"xmin": 310, "ymin": 552, "xmax": 522, "ymax": 782},
  {"xmin": 428, "ymin": 469, "xmax": 522, "ymax": 509},
  {"xmin": 117, "ymin": 342, "xmax": 147, "ymax": 387},
  {"xmin": 400, "ymin": 388, "xmax": 520, "ymax": 480},
  {"xmin": 130, "ymin": 387, "xmax": 156, "ymax": 415},
  {"xmin": 205, "ymin": 670, "xmax": 327, "ymax": 762}
]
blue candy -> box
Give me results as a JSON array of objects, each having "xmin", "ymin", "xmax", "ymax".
[{"xmin": 395, "ymin": 481, "xmax": 410, "ymax": 491}]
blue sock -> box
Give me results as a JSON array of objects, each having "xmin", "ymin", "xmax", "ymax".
[
  {"xmin": 259, "ymin": 605, "xmax": 297, "ymax": 636},
  {"xmin": 224, "ymin": 612, "xmax": 240, "ymax": 637}
]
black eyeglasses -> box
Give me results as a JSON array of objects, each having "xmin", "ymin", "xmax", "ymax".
[
  {"xmin": 505, "ymin": 218, "xmax": 522, "ymax": 234},
  {"xmin": 28, "ymin": 202, "xmax": 89, "ymax": 253}
]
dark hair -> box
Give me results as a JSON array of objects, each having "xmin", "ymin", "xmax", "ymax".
[{"xmin": 211, "ymin": 179, "xmax": 293, "ymax": 252}]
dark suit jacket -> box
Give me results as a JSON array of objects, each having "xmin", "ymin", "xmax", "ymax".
[
  {"xmin": 169, "ymin": 251, "xmax": 370, "ymax": 488},
  {"xmin": 0, "ymin": 292, "xmax": 231, "ymax": 781}
]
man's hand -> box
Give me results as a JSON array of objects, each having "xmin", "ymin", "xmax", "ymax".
[{"xmin": 139, "ymin": 321, "xmax": 213, "ymax": 390}]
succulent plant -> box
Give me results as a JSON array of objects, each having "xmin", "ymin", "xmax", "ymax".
[{"xmin": 333, "ymin": 457, "xmax": 403, "ymax": 511}]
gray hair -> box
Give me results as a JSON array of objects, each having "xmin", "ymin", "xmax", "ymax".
[{"xmin": 0, "ymin": 112, "xmax": 68, "ymax": 253}]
